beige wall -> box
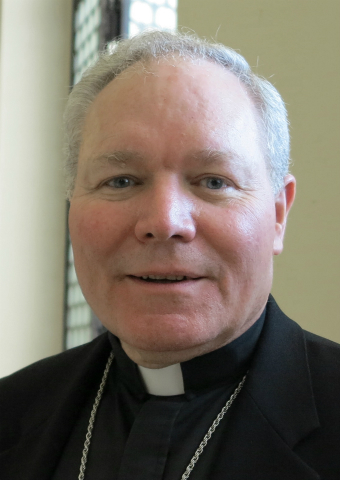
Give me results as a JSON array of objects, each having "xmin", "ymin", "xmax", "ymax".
[
  {"xmin": 178, "ymin": 0, "xmax": 340, "ymax": 342},
  {"xmin": 0, "ymin": 0, "xmax": 73, "ymax": 377}
]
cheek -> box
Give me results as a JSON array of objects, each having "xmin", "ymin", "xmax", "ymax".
[
  {"xmin": 201, "ymin": 202, "xmax": 276, "ymax": 265},
  {"xmin": 237, "ymin": 207, "xmax": 276, "ymax": 255},
  {"xmin": 69, "ymin": 202, "xmax": 130, "ymax": 259}
]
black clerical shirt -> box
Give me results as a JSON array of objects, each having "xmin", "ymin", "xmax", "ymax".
[{"xmin": 52, "ymin": 310, "xmax": 265, "ymax": 480}]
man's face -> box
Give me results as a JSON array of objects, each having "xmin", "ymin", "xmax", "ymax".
[{"xmin": 69, "ymin": 59, "xmax": 294, "ymax": 367}]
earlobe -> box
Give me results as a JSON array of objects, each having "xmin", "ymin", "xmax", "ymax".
[{"xmin": 273, "ymin": 174, "xmax": 296, "ymax": 255}]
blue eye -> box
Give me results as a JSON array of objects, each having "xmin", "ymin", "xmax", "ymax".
[
  {"xmin": 203, "ymin": 177, "xmax": 226, "ymax": 189},
  {"xmin": 108, "ymin": 177, "xmax": 135, "ymax": 188}
]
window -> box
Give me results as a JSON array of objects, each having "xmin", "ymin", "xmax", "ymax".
[{"xmin": 127, "ymin": 0, "xmax": 177, "ymax": 37}]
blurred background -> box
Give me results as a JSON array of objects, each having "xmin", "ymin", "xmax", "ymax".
[{"xmin": 0, "ymin": 0, "xmax": 339, "ymax": 377}]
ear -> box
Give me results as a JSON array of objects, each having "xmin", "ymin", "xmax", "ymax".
[{"xmin": 273, "ymin": 174, "xmax": 296, "ymax": 255}]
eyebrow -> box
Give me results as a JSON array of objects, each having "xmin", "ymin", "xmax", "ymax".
[
  {"xmin": 192, "ymin": 149, "xmax": 232, "ymax": 163},
  {"xmin": 90, "ymin": 148, "xmax": 239, "ymax": 167},
  {"xmin": 192, "ymin": 149, "xmax": 245, "ymax": 168},
  {"xmin": 89, "ymin": 150, "xmax": 145, "ymax": 168}
]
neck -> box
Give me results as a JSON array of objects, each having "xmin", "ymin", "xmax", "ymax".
[
  {"xmin": 109, "ymin": 307, "xmax": 266, "ymax": 397},
  {"xmin": 120, "ymin": 335, "xmax": 238, "ymax": 369}
]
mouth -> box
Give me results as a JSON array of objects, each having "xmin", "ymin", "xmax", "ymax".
[{"xmin": 129, "ymin": 274, "xmax": 201, "ymax": 284}]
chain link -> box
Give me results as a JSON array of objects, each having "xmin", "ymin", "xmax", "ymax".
[
  {"xmin": 78, "ymin": 350, "xmax": 114, "ymax": 480},
  {"xmin": 78, "ymin": 350, "xmax": 246, "ymax": 480},
  {"xmin": 181, "ymin": 374, "xmax": 247, "ymax": 479}
]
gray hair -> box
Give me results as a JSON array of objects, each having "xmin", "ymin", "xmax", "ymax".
[{"xmin": 64, "ymin": 30, "xmax": 290, "ymax": 199}]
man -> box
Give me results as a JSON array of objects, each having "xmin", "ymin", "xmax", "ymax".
[{"xmin": 1, "ymin": 31, "xmax": 339, "ymax": 480}]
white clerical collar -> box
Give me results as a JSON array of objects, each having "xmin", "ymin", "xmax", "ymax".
[{"xmin": 138, "ymin": 363, "xmax": 185, "ymax": 396}]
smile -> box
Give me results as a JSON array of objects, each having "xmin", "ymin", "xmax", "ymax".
[{"xmin": 129, "ymin": 275, "xmax": 200, "ymax": 283}]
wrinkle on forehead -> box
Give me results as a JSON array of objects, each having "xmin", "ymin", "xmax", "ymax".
[
  {"xmin": 84, "ymin": 56, "xmax": 265, "ymax": 153},
  {"xmin": 94, "ymin": 63, "xmax": 254, "ymax": 143},
  {"xmin": 111, "ymin": 57, "xmax": 268, "ymax": 168},
  {"xmin": 80, "ymin": 57, "xmax": 268, "ymax": 186},
  {"xmin": 94, "ymin": 56, "xmax": 252, "ymax": 109}
]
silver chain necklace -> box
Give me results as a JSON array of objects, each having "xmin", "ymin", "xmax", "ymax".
[{"xmin": 78, "ymin": 351, "xmax": 247, "ymax": 480}]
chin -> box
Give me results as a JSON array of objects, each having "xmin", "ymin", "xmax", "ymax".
[
  {"xmin": 127, "ymin": 335, "xmax": 203, "ymax": 354},
  {"xmin": 122, "ymin": 330, "xmax": 206, "ymax": 354},
  {"xmin": 113, "ymin": 316, "xmax": 231, "ymax": 363},
  {"xmin": 107, "ymin": 313, "xmax": 199, "ymax": 346}
]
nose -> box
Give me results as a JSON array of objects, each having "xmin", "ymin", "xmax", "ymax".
[{"xmin": 134, "ymin": 180, "xmax": 196, "ymax": 243}]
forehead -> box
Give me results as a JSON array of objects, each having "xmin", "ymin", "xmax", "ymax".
[{"xmin": 80, "ymin": 58, "xmax": 263, "ymax": 168}]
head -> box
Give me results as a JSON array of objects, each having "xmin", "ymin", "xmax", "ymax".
[{"xmin": 66, "ymin": 31, "xmax": 295, "ymax": 367}]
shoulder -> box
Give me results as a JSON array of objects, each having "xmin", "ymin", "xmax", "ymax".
[
  {"xmin": 299, "ymin": 329, "xmax": 340, "ymax": 453},
  {"xmin": 303, "ymin": 329, "xmax": 340, "ymax": 391},
  {"xmin": 267, "ymin": 296, "xmax": 340, "ymax": 370},
  {"xmin": 0, "ymin": 334, "xmax": 110, "ymax": 423},
  {"xmin": 304, "ymin": 329, "xmax": 340, "ymax": 358},
  {"xmin": 0, "ymin": 334, "xmax": 111, "ymax": 452},
  {"xmin": 264, "ymin": 296, "xmax": 340, "ymax": 405}
]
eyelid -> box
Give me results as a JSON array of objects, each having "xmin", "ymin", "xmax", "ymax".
[
  {"xmin": 196, "ymin": 175, "xmax": 235, "ymax": 188},
  {"xmin": 99, "ymin": 174, "xmax": 236, "ymax": 191},
  {"xmin": 103, "ymin": 174, "xmax": 140, "ymax": 188}
]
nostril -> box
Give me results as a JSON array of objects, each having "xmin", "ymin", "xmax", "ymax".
[{"xmin": 134, "ymin": 208, "xmax": 196, "ymax": 243}]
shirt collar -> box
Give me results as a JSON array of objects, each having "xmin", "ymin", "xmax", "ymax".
[{"xmin": 108, "ymin": 307, "xmax": 266, "ymax": 398}]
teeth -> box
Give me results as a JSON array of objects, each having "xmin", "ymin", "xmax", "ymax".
[{"xmin": 141, "ymin": 275, "xmax": 186, "ymax": 281}]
